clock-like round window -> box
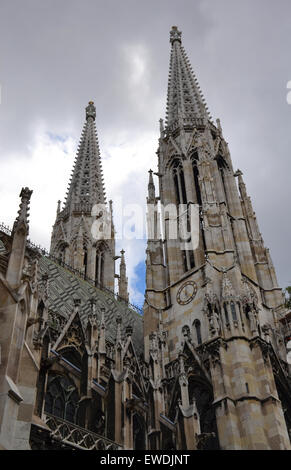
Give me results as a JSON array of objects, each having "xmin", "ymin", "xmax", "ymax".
[{"xmin": 176, "ymin": 281, "xmax": 197, "ymax": 305}]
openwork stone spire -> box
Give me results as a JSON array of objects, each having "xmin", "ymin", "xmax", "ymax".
[
  {"xmin": 64, "ymin": 101, "xmax": 106, "ymax": 212},
  {"xmin": 166, "ymin": 26, "xmax": 211, "ymax": 129},
  {"xmin": 50, "ymin": 102, "xmax": 115, "ymax": 292}
]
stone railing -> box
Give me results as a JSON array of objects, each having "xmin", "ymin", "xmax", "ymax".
[
  {"xmin": 164, "ymin": 116, "xmax": 206, "ymax": 136},
  {"xmin": 45, "ymin": 413, "xmax": 122, "ymax": 450},
  {"xmin": 58, "ymin": 203, "xmax": 94, "ymax": 219}
]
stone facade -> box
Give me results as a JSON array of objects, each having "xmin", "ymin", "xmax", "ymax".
[
  {"xmin": 143, "ymin": 26, "xmax": 291, "ymax": 450},
  {"xmin": 0, "ymin": 26, "xmax": 290, "ymax": 450}
]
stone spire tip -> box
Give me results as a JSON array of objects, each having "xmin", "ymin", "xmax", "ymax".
[
  {"xmin": 86, "ymin": 101, "xmax": 96, "ymax": 120},
  {"xmin": 148, "ymin": 169, "xmax": 154, "ymax": 185},
  {"xmin": 170, "ymin": 26, "xmax": 182, "ymax": 44}
]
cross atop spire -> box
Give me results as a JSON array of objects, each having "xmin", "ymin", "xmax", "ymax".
[
  {"xmin": 147, "ymin": 169, "xmax": 156, "ymax": 203},
  {"xmin": 166, "ymin": 26, "xmax": 212, "ymax": 129},
  {"xmin": 86, "ymin": 100, "xmax": 96, "ymax": 121},
  {"xmin": 170, "ymin": 26, "xmax": 182, "ymax": 44},
  {"xmin": 64, "ymin": 101, "xmax": 106, "ymax": 212}
]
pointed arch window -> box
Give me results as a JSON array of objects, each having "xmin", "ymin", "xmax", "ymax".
[
  {"xmin": 193, "ymin": 319, "xmax": 202, "ymax": 345},
  {"xmin": 223, "ymin": 303, "xmax": 230, "ymax": 326},
  {"xmin": 217, "ymin": 153, "xmax": 230, "ymax": 202},
  {"xmin": 245, "ymin": 305, "xmax": 250, "ymax": 320},
  {"xmin": 83, "ymin": 244, "xmax": 88, "ymax": 278},
  {"xmin": 191, "ymin": 152, "xmax": 207, "ymax": 252},
  {"xmin": 191, "ymin": 153, "xmax": 202, "ymax": 207},
  {"xmin": 181, "ymin": 248, "xmax": 195, "ymax": 272},
  {"xmin": 172, "ymin": 158, "xmax": 196, "ymax": 272},
  {"xmin": 230, "ymin": 302, "xmax": 237, "ymax": 322},
  {"xmin": 172, "ymin": 159, "xmax": 187, "ymax": 206},
  {"xmin": 95, "ymin": 247, "xmax": 105, "ymax": 287},
  {"xmin": 44, "ymin": 375, "xmax": 79, "ymax": 424},
  {"xmin": 54, "ymin": 396, "xmax": 64, "ymax": 418}
]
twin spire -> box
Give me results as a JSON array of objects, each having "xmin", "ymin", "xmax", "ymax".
[
  {"xmin": 64, "ymin": 26, "xmax": 210, "ymax": 215},
  {"xmin": 166, "ymin": 26, "xmax": 211, "ymax": 129},
  {"xmin": 52, "ymin": 26, "xmax": 208, "ymax": 296}
]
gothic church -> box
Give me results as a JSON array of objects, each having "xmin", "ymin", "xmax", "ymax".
[{"xmin": 0, "ymin": 27, "xmax": 291, "ymax": 450}]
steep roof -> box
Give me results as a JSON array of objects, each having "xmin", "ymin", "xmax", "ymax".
[{"xmin": 39, "ymin": 255, "xmax": 144, "ymax": 355}]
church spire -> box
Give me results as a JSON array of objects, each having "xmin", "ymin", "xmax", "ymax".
[
  {"xmin": 166, "ymin": 26, "xmax": 211, "ymax": 129},
  {"xmin": 50, "ymin": 102, "xmax": 116, "ymax": 292},
  {"xmin": 64, "ymin": 101, "xmax": 106, "ymax": 212}
]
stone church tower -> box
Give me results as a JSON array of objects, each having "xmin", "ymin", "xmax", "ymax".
[
  {"xmin": 50, "ymin": 101, "xmax": 116, "ymax": 292},
  {"xmin": 143, "ymin": 26, "xmax": 291, "ymax": 450}
]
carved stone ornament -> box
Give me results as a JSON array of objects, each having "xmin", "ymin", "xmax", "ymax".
[
  {"xmin": 241, "ymin": 278, "xmax": 258, "ymax": 306},
  {"xmin": 221, "ymin": 272, "xmax": 235, "ymax": 300}
]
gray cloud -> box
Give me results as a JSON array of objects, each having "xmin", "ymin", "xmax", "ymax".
[{"xmin": 0, "ymin": 0, "xmax": 290, "ymax": 295}]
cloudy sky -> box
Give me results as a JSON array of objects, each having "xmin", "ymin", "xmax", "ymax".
[{"xmin": 0, "ymin": 0, "xmax": 291, "ymax": 306}]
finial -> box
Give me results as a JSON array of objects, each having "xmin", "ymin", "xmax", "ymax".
[
  {"xmin": 148, "ymin": 169, "xmax": 154, "ymax": 183},
  {"xmin": 86, "ymin": 101, "xmax": 96, "ymax": 121},
  {"xmin": 120, "ymin": 249, "xmax": 126, "ymax": 266},
  {"xmin": 216, "ymin": 118, "xmax": 222, "ymax": 133},
  {"xmin": 234, "ymin": 169, "xmax": 243, "ymax": 178},
  {"xmin": 148, "ymin": 170, "xmax": 155, "ymax": 202},
  {"xmin": 170, "ymin": 26, "xmax": 182, "ymax": 45},
  {"xmin": 13, "ymin": 187, "xmax": 33, "ymax": 233},
  {"xmin": 57, "ymin": 200, "xmax": 61, "ymax": 215},
  {"xmin": 118, "ymin": 249, "xmax": 129, "ymax": 302},
  {"xmin": 6, "ymin": 187, "xmax": 33, "ymax": 287}
]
